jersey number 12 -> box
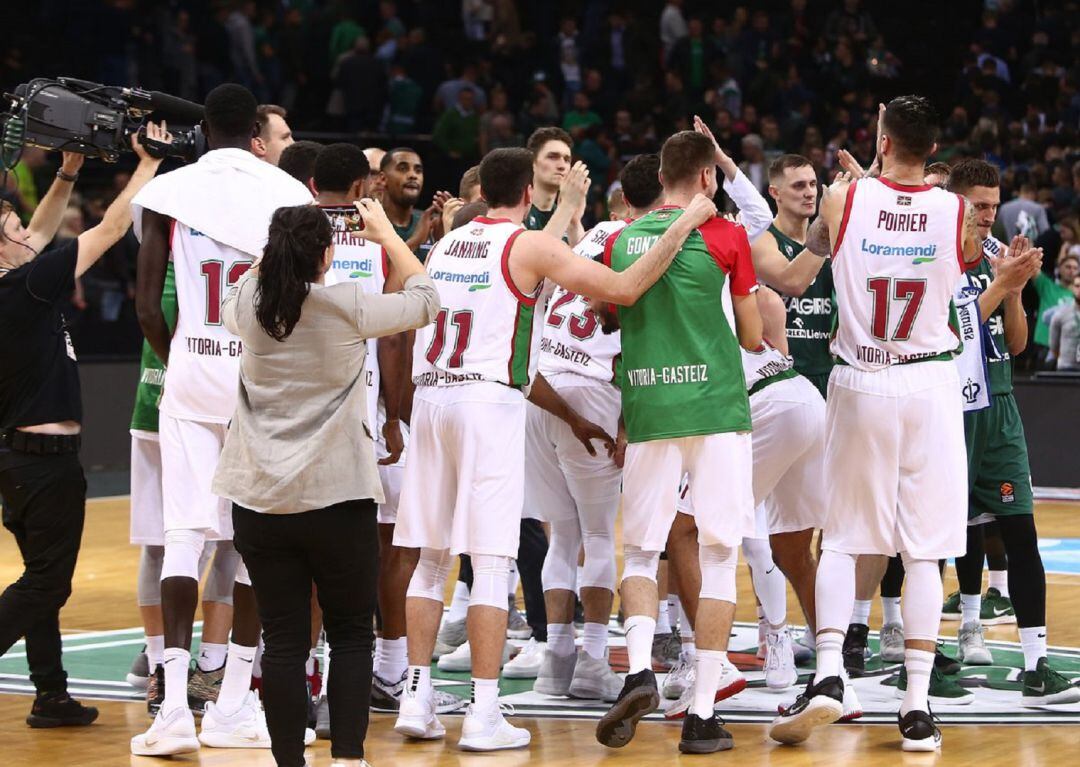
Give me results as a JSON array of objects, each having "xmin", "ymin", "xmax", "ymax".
[{"xmin": 201, "ymin": 260, "xmax": 252, "ymax": 325}]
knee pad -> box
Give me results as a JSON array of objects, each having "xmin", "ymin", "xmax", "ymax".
[
  {"xmin": 580, "ymin": 530, "xmax": 616, "ymax": 592},
  {"xmin": 137, "ymin": 546, "xmax": 164, "ymax": 607},
  {"xmin": 621, "ymin": 545, "xmax": 661, "ymax": 584},
  {"xmin": 470, "ymin": 554, "xmax": 512, "ymax": 610},
  {"xmin": 740, "ymin": 537, "xmax": 774, "ymax": 576},
  {"xmin": 541, "ymin": 517, "xmax": 582, "ymax": 593},
  {"xmin": 234, "ymin": 559, "xmax": 251, "ymax": 587},
  {"xmin": 406, "ymin": 548, "xmax": 452, "ymax": 603},
  {"xmin": 699, "ymin": 542, "xmax": 738, "ymax": 603},
  {"xmin": 203, "ymin": 540, "xmax": 241, "ymax": 603},
  {"xmin": 161, "ymin": 529, "xmax": 206, "ymax": 581}
]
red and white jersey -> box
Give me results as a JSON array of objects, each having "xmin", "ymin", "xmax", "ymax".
[
  {"xmin": 162, "ymin": 222, "xmax": 254, "ymax": 423},
  {"xmin": 830, "ymin": 178, "xmax": 971, "ymax": 371},
  {"xmin": 412, "ymin": 216, "xmax": 542, "ymax": 389},
  {"xmin": 741, "ymin": 341, "xmax": 794, "ymax": 392},
  {"xmin": 321, "ymin": 206, "xmax": 389, "ymax": 431},
  {"xmin": 538, "ymin": 220, "xmax": 627, "ymax": 385}
]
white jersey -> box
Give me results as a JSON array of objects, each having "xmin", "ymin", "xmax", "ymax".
[
  {"xmin": 538, "ymin": 220, "xmax": 627, "ymax": 384},
  {"xmin": 162, "ymin": 223, "xmax": 254, "ymax": 423},
  {"xmin": 321, "ymin": 205, "xmax": 388, "ymax": 430},
  {"xmin": 831, "ymin": 178, "xmax": 968, "ymax": 371},
  {"xmin": 412, "ymin": 216, "xmax": 542, "ymax": 389},
  {"xmin": 741, "ymin": 341, "xmax": 795, "ymax": 393}
]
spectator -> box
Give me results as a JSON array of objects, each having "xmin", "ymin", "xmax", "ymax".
[
  {"xmin": 562, "ymin": 92, "xmax": 602, "ymax": 137},
  {"xmin": 825, "ymin": 0, "xmax": 878, "ymax": 43},
  {"xmin": 433, "ymin": 88, "xmax": 481, "ymax": 167},
  {"xmin": 335, "ymin": 37, "xmax": 386, "ymax": 132},
  {"xmin": 1001, "ymin": 183, "xmax": 1050, "ymax": 241},
  {"xmin": 479, "ymin": 86, "xmax": 514, "ymax": 156},
  {"xmin": 463, "ymin": 0, "xmax": 495, "ymax": 42},
  {"xmin": 226, "ymin": 0, "xmax": 263, "ymax": 96},
  {"xmin": 433, "ymin": 62, "xmax": 488, "ymax": 114},
  {"xmin": 1049, "ymin": 274, "xmax": 1080, "ymax": 371},
  {"xmin": 659, "ymin": 0, "xmax": 689, "ymax": 61},
  {"xmin": 384, "ymin": 62, "xmax": 423, "ymax": 136},
  {"xmin": 739, "ymin": 133, "xmax": 768, "ymax": 194},
  {"xmin": 328, "ymin": 8, "xmax": 366, "ymax": 66},
  {"xmin": 1031, "ymin": 252, "xmax": 1080, "ymax": 367},
  {"xmin": 668, "ymin": 17, "xmax": 719, "ymax": 95}
]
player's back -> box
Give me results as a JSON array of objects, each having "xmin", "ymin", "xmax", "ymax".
[
  {"xmin": 831, "ymin": 178, "xmax": 967, "ymax": 371},
  {"xmin": 165, "ymin": 223, "xmax": 255, "ymax": 423},
  {"xmin": 412, "ymin": 215, "xmax": 541, "ymax": 389}
]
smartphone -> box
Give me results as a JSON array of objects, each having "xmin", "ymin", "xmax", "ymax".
[{"xmin": 322, "ymin": 205, "xmax": 365, "ymax": 232}]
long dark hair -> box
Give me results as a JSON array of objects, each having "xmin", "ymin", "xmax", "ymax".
[{"xmin": 255, "ymin": 205, "xmax": 332, "ymax": 341}]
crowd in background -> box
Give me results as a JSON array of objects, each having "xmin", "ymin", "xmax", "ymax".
[{"xmin": 1, "ymin": 0, "xmax": 1078, "ymax": 365}]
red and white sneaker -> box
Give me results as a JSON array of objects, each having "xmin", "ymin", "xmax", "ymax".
[{"xmin": 664, "ymin": 661, "xmax": 746, "ymax": 720}]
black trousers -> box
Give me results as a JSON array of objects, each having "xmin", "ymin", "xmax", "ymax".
[
  {"xmin": 233, "ymin": 500, "xmax": 379, "ymax": 767},
  {"xmin": 0, "ymin": 448, "xmax": 86, "ymax": 695}
]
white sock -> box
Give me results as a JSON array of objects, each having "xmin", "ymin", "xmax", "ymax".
[
  {"xmin": 667, "ymin": 594, "xmax": 682, "ymax": 631},
  {"xmin": 146, "ymin": 635, "xmax": 165, "ymax": 672},
  {"xmin": 988, "ymin": 569, "xmax": 1009, "ymax": 598},
  {"xmin": 376, "ymin": 637, "xmax": 408, "ymax": 681},
  {"xmin": 252, "ymin": 635, "xmax": 264, "ymax": 678},
  {"xmin": 583, "ymin": 622, "xmax": 607, "ymax": 660},
  {"xmin": 471, "ymin": 677, "xmax": 499, "ymax": 710},
  {"xmin": 900, "ymin": 648, "xmax": 935, "ymax": 716},
  {"xmin": 881, "ymin": 596, "xmax": 903, "ymax": 627},
  {"xmin": 321, "ymin": 640, "xmax": 331, "ymax": 699},
  {"xmin": 216, "ymin": 642, "xmax": 256, "ymax": 715},
  {"xmin": 406, "ymin": 664, "xmax": 431, "ymax": 697},
  {"xmin": 547, "ymin": 623, "xmax": 575, "ymax": 656},
  {"xmin": 162, "ymin": 647, "xmax": 191, "ymax": 714},
  {"xmin": 197, "ymin": 640, "xmax": 227, "ymax": 671},
  {"xmin": 850, "ymin": 599, "xmax": 871, "ymax": 626},
  {"xmin": 1019, "ymin": 626, "xmax": 1047, "ymax": 671},
  {"xmin": 624, "ymin": 615, "xmax": 656, "ymax": 673},
  {"xmin": 813, "ymin": 633, "xmax": 844, "ymax": 683},
  {"xmin": 690, "ymin": 649, "xmax": 727, "ymax": 718},
  {"xmin": 960, "ymin": 593, "xmax": 982, "ymax": 625},
  {"xmin": 655, "ymin": 599, "xmax": 672, "ymax": 635},
  {"xmin": 447, "ymin": 581, "xmax": 470, "ymax": 623}
]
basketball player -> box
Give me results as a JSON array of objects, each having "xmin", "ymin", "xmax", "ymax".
[
  {"xmin": 363, "ymin": 148, "xmax": 387, "ymax": 200},
  {"xmin": 380, "ymin": 148, "xmax": 450, "ymax": 261},
  {"xmin": 769, "ymin": 95, "xmax": 981, "ymax": 752},
  {"xmin": 277, "ymin": 141, "xmax": 324, "ymax": 190},
  {"xmin": 309, "ymin": 144, "xmax": 466, "ymax": 721},
  {"xmin": 525, "ymin": 127, "xmax": 588, "ymax": 245},
  {"xmin": 529, "ymin": 154, "xmax": 663, "ymax": 704},
  {"xmin": 392, "ymin": 147, "xmax": 713, "ymax": 751},
  {"xmin": 597, "ymin": 129, "xmax": 762, "ymax": 755},
  {"xmin": 251, "ymin": 104, "xmax": 294, "ymax": 165},
  {"xmin": 943, "ymin": 160, "xmax": 1076, "ymax": 704},
  {"xmin": 130, "ymin": 84, "xmax": 312, "ymax": 756}
]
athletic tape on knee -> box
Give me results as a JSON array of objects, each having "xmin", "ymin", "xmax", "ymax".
[
  {"xmin": 621, "ymin": 545, "xmax": 661, "ymax": 584},
  {"xmin": 541, "ymin": 517, "xmax": 582, "ymax": 593},
  {"xmin": 203, "ymin": 541, "xmax": 241, "ymax": 604},
  {"xmin": 899, "ymin": 553, "xmax": 944, "ymax": 642},
  {"xmin": 580, "ymin": 529, "xmax": 616, "ymax": 591},
  {"xmin": 161, "ymin": 529, "xmax": 206, "ymax": 581},
  {"xmin": 699, "ymin": 542, "xmax": 738, "ymax": 603},
  {"xmin": 406, "ymin": 548, "xmax": 452, "ymax": 603},
  {"xmin": 137, "ymin": 546, "xmax": 165, "ymax": 606},
  {"xmin": 470, "ymin": 554, "xmax": 512, "ymax": 610}
]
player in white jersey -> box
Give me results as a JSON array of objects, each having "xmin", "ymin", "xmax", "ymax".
[
  {"xmin": 529, "ymin": 155, "xmax": 663, "ymax": 704},
  {"xmin": 393, "ymin": 147, "xmax": 714, "ymax": 752},
  {"xmin": 770, "ymin": 96, "xmax": 981, "ymax": 753},
  {"xmin": 131, "ymin": 85, "xmax": 313, "ymax": 757},
  {"xmin": 311, "ymin": 144, "xmax": 466, "ymax": 722}
]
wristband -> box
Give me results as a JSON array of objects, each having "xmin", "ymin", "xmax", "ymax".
[{"xmin": 57, "ymin": 169, "xmax": 79, "ymax": 183}]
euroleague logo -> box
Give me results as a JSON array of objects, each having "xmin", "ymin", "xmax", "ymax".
[{"xmin": 1000, "ymin": 482, "xmax": 1016, "ymax": 503}]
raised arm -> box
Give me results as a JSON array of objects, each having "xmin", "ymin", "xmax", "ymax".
[
  {"xmin": 25, "ymin": 153, "xmax": 84, "ymax": 253},
  {"xmin": 542, "ymin": 161, "xmax": 589, "ymax": 246},
  {"xmin": 694, "ymin": 114, "xmax": 772, "ymax": 239}
]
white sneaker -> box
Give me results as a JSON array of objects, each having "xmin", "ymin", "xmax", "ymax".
[
  {"xmin": 879, "ymin": 622, "xmax": 905, "ymax": 663},
  {"xmin": 840, "ymin": 682, "xmax": 863, "ymax": 721},
  {"xmin": 664, "ymin": 659, "xmax": 746, "ymax": 719},
  {"xmin": 331, "ymin": 761, "xmax": 373, "ymax": 767},
  {"xmin": 394, "ymin": 684, "xmax": 445, "ymax": 740},
  {"xmin": 958, "ymin": 621, "xmax": 993, "ymax": 665},
  {"xmin": 437, "ymin": 640, "xmax": 511, "ymax": 673},
  {"xmin": 765, "ymin": 628, "xmax": 799, "ymax": 690},
  {"xmin": 503, "ymin": 638, "xmax": 545, "ymax": 679},
  {"xmin": 662, "ymin": 652, "xmax": 694, "ymax": 700},
  {"xmin": 433, "ymin": 618, "xmax": 468, "ymax": 659},
  {"xmin": 198, "ymin": 691, "xmax": 272, "ymax": 749},
  {"xmin": 534, "ymin": 648, "xmax": 577, "ymax": 697},
  {"xmin": 458, "ymin": 703, "xmax": 531, "ymax": 751},
  {"xmin": 568, "ymin": 650, "xmax": 623, "ymax": 701},
  {"xmin": 506, "ymin": 599, "xmax": 533, "ymax": 639},
  {"xmin": 131, "ymin": 705, "xmax": 200, "ymax": 756}
]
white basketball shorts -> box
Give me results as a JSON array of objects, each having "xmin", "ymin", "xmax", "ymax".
[
  {"xmin": 375, "ymin": 416, "xmax": 409, "ymax": 525},
  {"xmin": 130, "ymin": 430, "xmax": 164, "ymax": 546},
  {"xmin": 159, "ymin": 414, "xmax": 232, "ymax": 541}
]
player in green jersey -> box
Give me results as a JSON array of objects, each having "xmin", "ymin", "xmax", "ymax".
[
  {"xmin": 524, "ymin": 127, "xmax": 590, "ymax": 244},
  {"xmin": 597, "ymin": 130, "xmax": 761, "ymax": 755}
]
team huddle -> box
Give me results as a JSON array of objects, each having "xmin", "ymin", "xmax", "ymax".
[{"xmin": 122, "ymin": 86, "xmax": 1079, "ymax": 762}]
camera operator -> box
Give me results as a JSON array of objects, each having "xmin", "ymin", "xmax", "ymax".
[{"xmin": 0, "ymin": 123, "xmax": 170, "ymax": 727}]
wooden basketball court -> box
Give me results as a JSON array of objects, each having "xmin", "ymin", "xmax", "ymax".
[{"xmin": 2, "ymin": 496, "xmax": 1078, "ymax": 765}]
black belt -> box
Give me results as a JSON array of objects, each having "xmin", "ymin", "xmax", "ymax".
[{"xmin": 0, "ymin": 429, "xmax": 81, "ymax": 455}]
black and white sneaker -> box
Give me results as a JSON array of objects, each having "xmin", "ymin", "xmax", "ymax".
[
  {"xmin": 768, "ymin": 675, "xmax": 844, "ymax": 744},
  {"xmin": 842, "ymin": 624, "xmax": 868, "ymax": 677},
  {"xmin": 595, "ymin": 669, "xmax": 659, "ymax": 748},
  {"xmin": 899, "ymin": 709, "xmax": 942, "ymax": 752},
  {"xmin": 371, "ymin": 672, "xmax": 468, "ymax": 714},
  {"xmin": 679, "ymin": 713, "xmax": 734, "ymax": 754}
]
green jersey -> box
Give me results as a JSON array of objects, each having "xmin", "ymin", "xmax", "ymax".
[
  {"xmin": 393, "ymin": 209, "xmax": 433, "ymax": 262},
  {"xmin": 1031, "ymin": 270, "xmax": 1072, "ymax": 347},
  {"xmin": 769, "ymin": 224, "xmax": 835, "ymax": 378},
  {"xmin": 525, "ymin": 204, "xmax": 555, "ymax": 232},
  {"xmin": 608, "ymin": 207, "xmax": 756, "ymax": 443},
  {"xmin": 130, "ymin": 264, "xmax": 178, "ymax": 432}
]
